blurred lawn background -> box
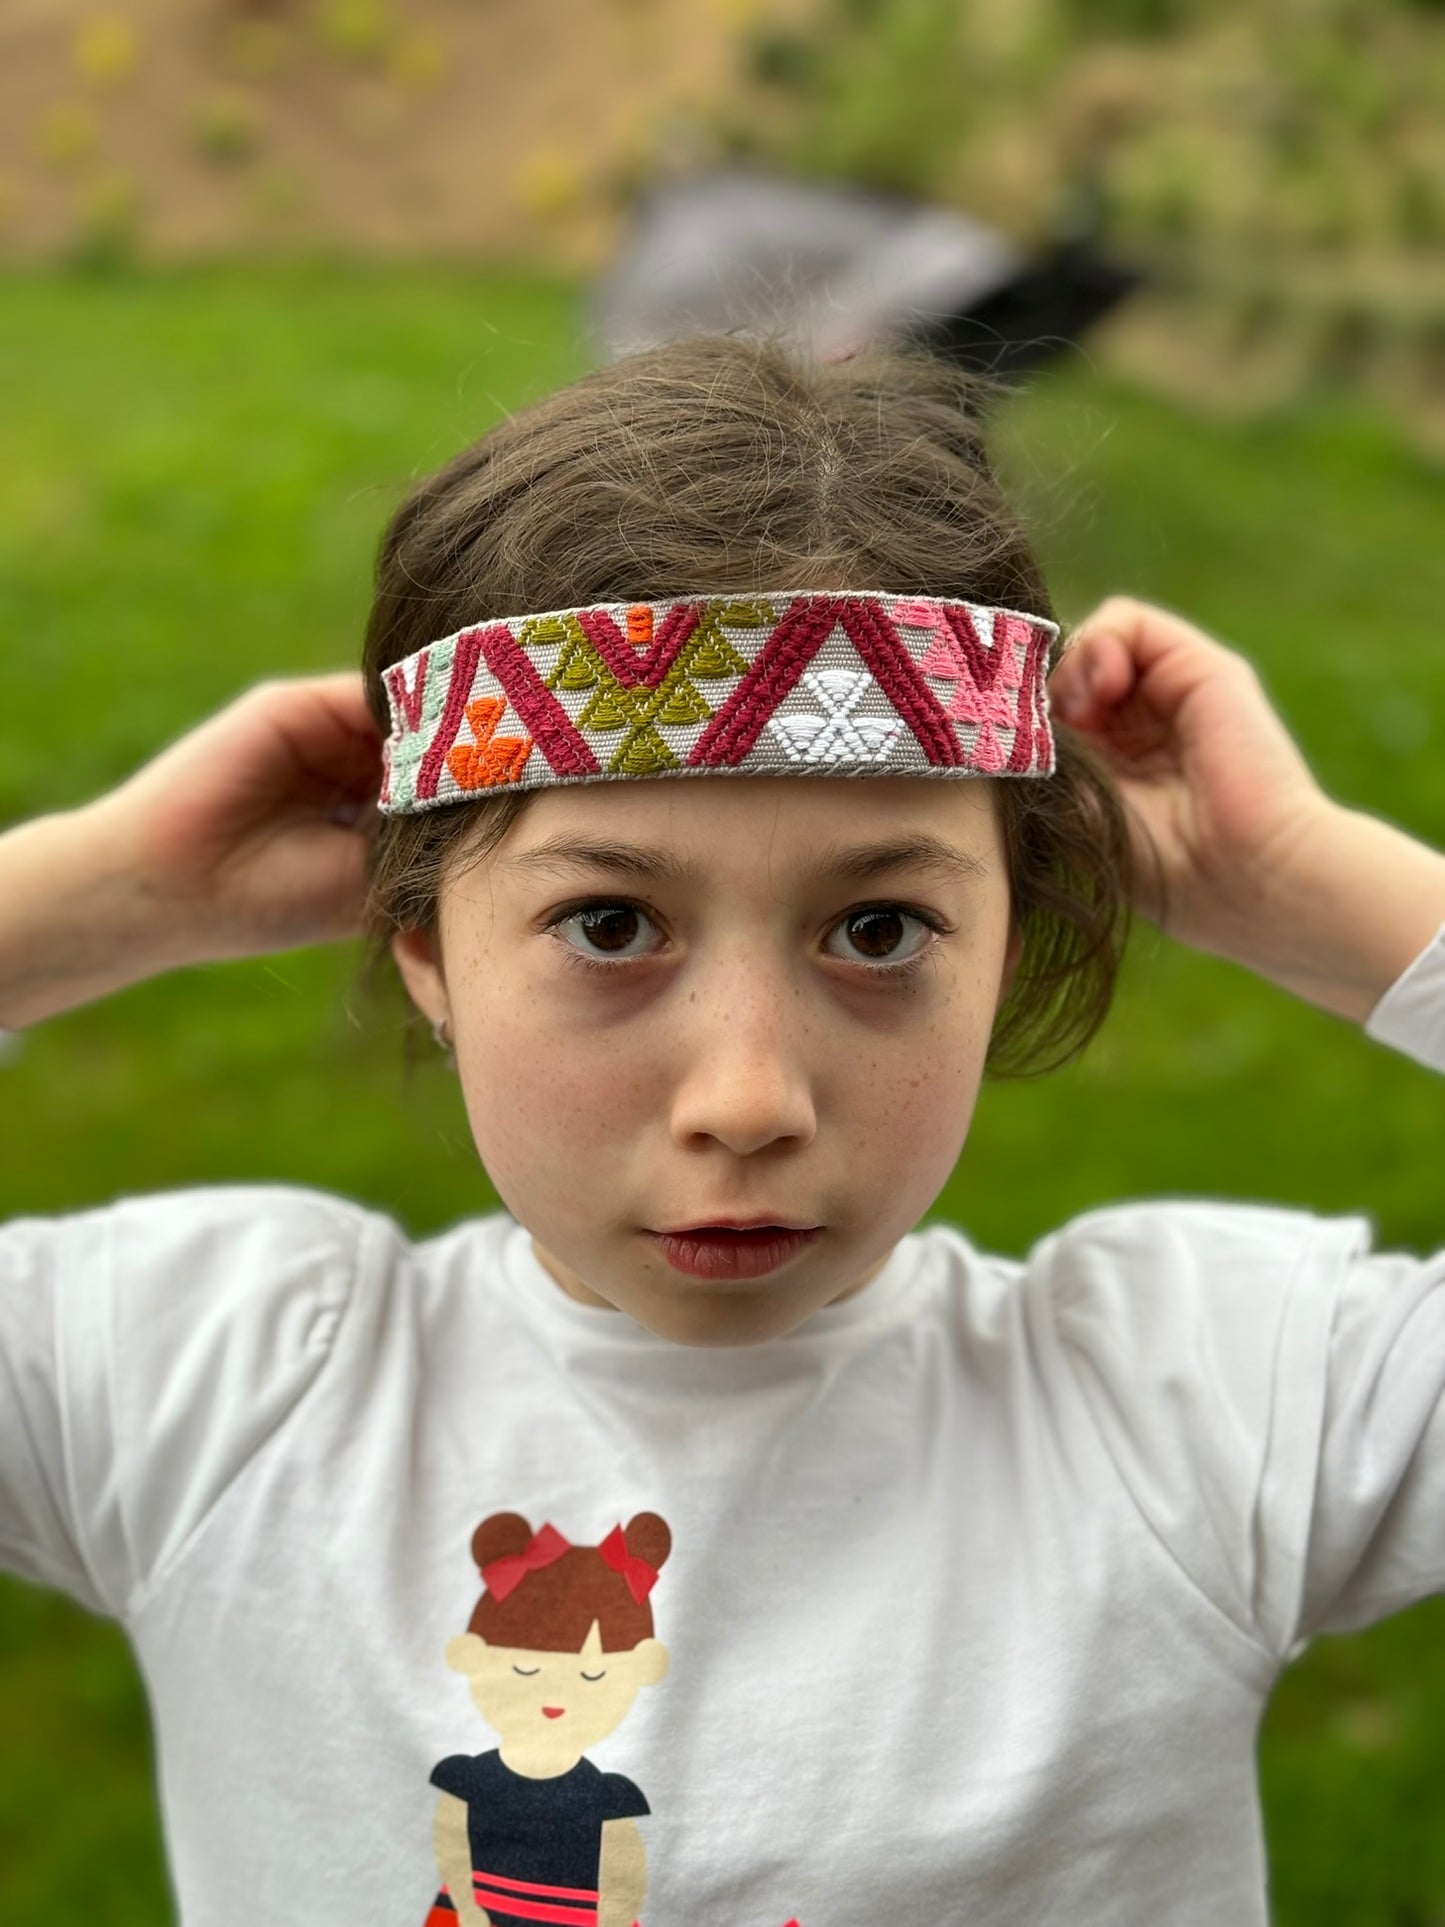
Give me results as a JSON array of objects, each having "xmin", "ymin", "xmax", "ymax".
[{"xmin": 2, "ymin": 261, "xmax": 1444, "ymax": 1923}]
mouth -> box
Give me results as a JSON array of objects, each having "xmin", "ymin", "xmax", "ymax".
[
  {"xmin": 646, "ymin": 1223, "xmax": 822, "ymax": 1281},
  {"xmin": 541, "ymin": 1707, "xmax": 565, "ymax": 1720}
]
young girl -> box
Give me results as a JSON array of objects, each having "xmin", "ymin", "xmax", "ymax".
[{"xmin": 2, "ymin": 335, "xmax": 1443, "ymax": 1927}]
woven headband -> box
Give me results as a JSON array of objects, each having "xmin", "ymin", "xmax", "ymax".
[{"xmin": 378, "ymin": 590, "xmax": 1058, "ymax": 813}]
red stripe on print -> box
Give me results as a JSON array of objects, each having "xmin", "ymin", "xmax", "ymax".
[
  {"xmin": 416, "ymin": 631, "xmax": 484, "ymax": 800},
  {"xmin": 838, "ymin": 596, "xmax": 964, "ymax": 765},
  {"xmin": 472, "ymin": 1869, "xmax": 600, "ymax": 1902},
  {"xmin": 689, "ymin": 597, "xmax": 840, "ymax": 766},
  {"xmin": 938, "ymin": 602, "xmax": 1012, "ymax": 691},
  {"xmin": 472, "ymin": 1883, "xmax": 598, "ymax": 1926},
  {"xmin": 385, "ymin": 648, "xmax": 430, "ymax": 733},
  {"xmin": 575, "ymin": 602, "xmax": 703, "ymax": 688},
  {"xmin": 475, "ymin": 623, "xmax": 600, "ymax": 778}
]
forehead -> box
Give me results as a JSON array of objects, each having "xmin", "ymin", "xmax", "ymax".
[{"xmin": 487, "ymin": 775, "xmax": 1004, "ymax": 887}]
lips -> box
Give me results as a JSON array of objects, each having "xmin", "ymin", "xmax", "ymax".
[
  {"xmin": 648, "ymin": 1225, "xmax": 822, "ymax": 1280},
  {"xmin": 657, "ymin": 1216, "xmax": 818, "ymax": 1235},
  {"xmin": 542, "ymin": 1707, "xmax": 565, "ymax": 1720}
]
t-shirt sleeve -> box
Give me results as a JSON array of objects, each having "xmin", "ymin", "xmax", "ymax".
[
  {"xmin": 597, "ymin": 1771, "xmax": 650, "ymax": 1822},
  {"xmin": 430, "ymin": 1754, "xmax": 481, "ymax": 1802},
  {"xmin": 0, "ymin": 1184, "xmax": 371, "ymax": 1617},
  {"xmin": 1039, "ymin": 918, "xmax": 1445, "ymax": 1663}
]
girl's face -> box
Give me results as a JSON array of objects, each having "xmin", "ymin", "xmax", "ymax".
[{"xmin": 394, "ymin": 776, "xmax": 1020, "ymax": 1346}]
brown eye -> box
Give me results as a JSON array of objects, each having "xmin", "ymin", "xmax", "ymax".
[
  {"xmin": 552, "ymin": 901, "xmax": 661, "ymax": 963},
  {"xmin": 578, "ymin": 907, "xmax": 640, "ymax": 952},
  {"xmin": 846, "ymin": 910, "xmax": 905, "ymax": 958},
  {"xmin": 824, "ymin": 906, "xmax": 936, "ymax": 970}
]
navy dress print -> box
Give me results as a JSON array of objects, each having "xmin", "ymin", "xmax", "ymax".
[{"xmin": 426, "ymin": 1749, "xmax": 649, "ymax": 1926}]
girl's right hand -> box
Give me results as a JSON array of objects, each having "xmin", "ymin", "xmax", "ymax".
[{"xmin": 103, "ymin": 671, "xmax": 385, "ymax": 963}]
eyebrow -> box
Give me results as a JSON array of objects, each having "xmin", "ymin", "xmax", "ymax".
[{"xmin": 498, "ymin": 830, "xmax": 991, "ymax": 886}]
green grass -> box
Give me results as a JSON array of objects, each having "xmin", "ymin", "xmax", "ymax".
[{"xmin": 2, "ymin": 262, "xmax": 1444, "ymax": 1924}]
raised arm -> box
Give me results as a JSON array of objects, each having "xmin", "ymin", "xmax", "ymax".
[
  {"xmin": 0, "ymin": 673, "xmax": 383, "ymax": 1030},
  {"xmin": 1050, "ymin": 595, "xmax": 1445, "ymax": 1023}
]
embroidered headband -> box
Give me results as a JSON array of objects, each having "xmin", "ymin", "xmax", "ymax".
[
  {"xmin": 480, "ymin": 1522, "xmax": 660, "ymax": 1606},
  {"xmin": 378, "ymin": 590, "xmax": 1058, "ymax": 813}
]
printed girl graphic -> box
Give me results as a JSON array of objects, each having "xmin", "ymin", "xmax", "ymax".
[{"xmin": 424, "ymin": 1512, "xmax": 671, "ymax": 1927}]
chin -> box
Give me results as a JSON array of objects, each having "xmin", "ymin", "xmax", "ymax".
[{"xmin": 629, "ymin": 1287, "xmax": 817, "ymax": 1349}]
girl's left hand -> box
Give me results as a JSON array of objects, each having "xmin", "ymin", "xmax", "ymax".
[{"xmin": 1047, "ymin": 595, "xmax": 1329, "ymax": 960}]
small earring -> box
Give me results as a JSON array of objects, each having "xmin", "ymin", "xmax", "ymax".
[{"xmin": 431, "ymin": 1015, "xmax": 453, "ymax": 1052}]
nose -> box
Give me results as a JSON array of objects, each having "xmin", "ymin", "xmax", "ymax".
[{"xmin": 668, "ymin": 956, "xmax": 818, "ymax": 1157}]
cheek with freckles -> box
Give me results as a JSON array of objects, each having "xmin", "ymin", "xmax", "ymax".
[
  {"xmin": 452, "ymin": 988, "xmax": 658, "ymax": 1220},
  {"xmin": 830, "ymin": 988, "xmax": 990, "ymax": 1213}
]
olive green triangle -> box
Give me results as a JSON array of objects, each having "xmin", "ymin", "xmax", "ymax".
[
  {"xmin": 655, "ymin": 678, "xmax": 712, "ymax": 725},
  {"xmin": 612, "ymin": 726, "xmax": 678, "ymax": 774},
  {"xmin": 688, "ymin": 634, "xmax": 751, "ymax": 678},
  {"xmin": 552, "ymin": 638, "xmax": 599, "ymax": 691},
  {"xmin": 578, "ymin": 683, "xmax": 634, "ymax": 729}
]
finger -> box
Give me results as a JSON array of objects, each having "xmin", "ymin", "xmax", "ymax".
[
  {"xmin": 1050, "ymin": 629, "xmax": 1137, "ymax": 725},
  {"xmin": 1055, "ymin": 598, "xmax": 1257, "ymax": 733},
  {"xmin": 247, "ymin": 678, "xmax": 385, "ymax": 803},
  {"xmin": 1069, "ymin": 596, "xmax": 1252, "ymax": 695}
]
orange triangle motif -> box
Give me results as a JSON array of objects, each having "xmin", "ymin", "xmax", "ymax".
[{"xmin": 446, "ymin": 696, "xmax": 534, "ymax": 789}]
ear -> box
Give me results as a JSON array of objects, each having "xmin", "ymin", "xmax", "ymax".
[
  {"xmin": 446, "ymin": 1632, "xmax": 489, "ymax": 1676},
  {"xmin": 631, "ymin": 1637, "xmax": 670, "ymax": 1686},
  {"xmin": 392, "ymin": 926, "xmax": 449, "ymax": 1030}
]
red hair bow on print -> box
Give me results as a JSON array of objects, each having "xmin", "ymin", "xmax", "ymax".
[
  {"xmin": 599, "ymin": 1524, "xmax": 660, "ymax": 1603},
  {"xmin": 481, "ymin": 1522, "xmax": 570, "ymax": 1601}
]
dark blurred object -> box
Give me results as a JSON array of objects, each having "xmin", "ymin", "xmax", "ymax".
[{"xmin": 593, "ymin": 170, "xmax": 1140, "ymax": 375}]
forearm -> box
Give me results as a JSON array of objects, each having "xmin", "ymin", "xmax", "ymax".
[
  {"xmin": 0, "ymin": 805, "xmax": 186, "ymax": 1029},
  {"xmin": 1236, "ymin": 802, "xmax": 1445, "ymax": 1024}
]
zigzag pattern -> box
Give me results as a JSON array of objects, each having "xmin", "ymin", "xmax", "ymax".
[{"xmin": 379, "ymin": 592, "xmax": 1058, "ymax": 812}]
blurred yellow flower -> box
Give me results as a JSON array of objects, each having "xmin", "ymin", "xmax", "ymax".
[
  {"xmin": 514, "ymin": 146, "xmax": 585, "ymax": 219},
  {"xmin": 389, "ymin": 31, "xmax": 445, "ymax": 93},
  {"xmin": 36, "ymin": 102, "xmax": 100, "ymax": 169},
  {"xmin": 319, "ymin": 0, "xmax": 393, "ymax": 64},
  {"xmin": 74, "ymin": 14, "xmax": 137, "ymax": 87}
]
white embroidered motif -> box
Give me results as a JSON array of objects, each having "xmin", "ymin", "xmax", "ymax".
[{"xmin": 768, "ymin": 669, "xmax": 906, "ymax": 766}]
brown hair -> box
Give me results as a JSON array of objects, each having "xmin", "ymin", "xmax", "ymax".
[
  {"xmin": 467, "ymin": 1512, "xmax": 671, "ymax": 1653},
  {"xmin": 359, "ymin": 334, "xmax": 1137, "ymax": 1078}
]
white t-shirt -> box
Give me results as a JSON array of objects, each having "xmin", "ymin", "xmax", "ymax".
[{"xmin": 4, "ymin": 928, "xmax": 1445, "ymax": 1927}]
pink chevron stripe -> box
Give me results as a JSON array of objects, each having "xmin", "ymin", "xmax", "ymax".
[
  {"xmin": 1006, "ymin": 620, "xmax": 1048, "ymax": 773},
  {"xmin": 475, "ymin": 622, "xmax": 600, "ymax": 778},
  {"xmin": 574, "ymin": 601, "xmax": 704, "ymax": 689},
  {"xmin": 416, "ymin": 631, "xmax": 484, "ymax": 800},
  {"xmin": 939, "ymin": 603, "xmax": 1013, "ymax": 691},
  {"xmin": 689, "ymin": 597, "xmax": 841, "ymax": 765},
  {"xmin": 838, "ymin": 597, "xmax": 964, "ymax": 766}
]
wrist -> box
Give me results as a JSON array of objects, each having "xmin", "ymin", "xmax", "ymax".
[
  {"xmin": 1239, "ymin": 799, "xmax": 1445, "ymax": 1024},
  {"xmin": 0, "ymin": 801, "xmax": 196, "ymax": 1028}
]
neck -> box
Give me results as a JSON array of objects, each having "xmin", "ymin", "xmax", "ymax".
[{"xmin": 499, "ymin": 1738, "xmax": 584, "ymax": 1779}]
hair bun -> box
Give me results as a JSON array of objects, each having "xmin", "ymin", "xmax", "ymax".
[
  {"xmin": 622, "ymin": 1511, "xmax": 672, "ymax": 1572},
  {"xmin": 470, "ymin": 1512, "xmax": 535, "ymax": 1571}
]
